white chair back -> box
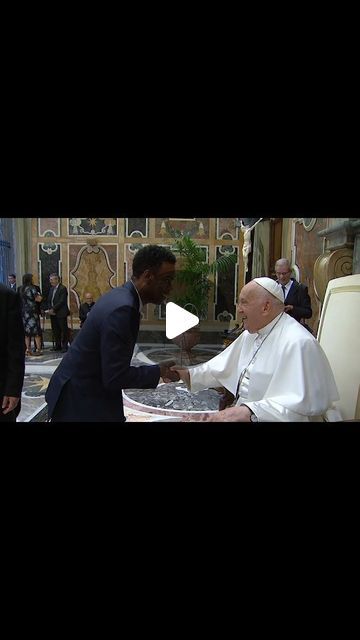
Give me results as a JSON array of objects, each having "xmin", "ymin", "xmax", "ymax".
[{"xmin": 317, "ymin": 274, "xmax": 360, "ymax": 420}]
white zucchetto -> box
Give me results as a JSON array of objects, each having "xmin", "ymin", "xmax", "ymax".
[{"xmin": 253, "ymin": 277, "xmax": 285, "ymax": 303}]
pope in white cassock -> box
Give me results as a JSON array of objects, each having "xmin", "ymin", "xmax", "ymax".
[{"xmin": 172, "ymin": 277, "xmax": 342, "ymax": 422}]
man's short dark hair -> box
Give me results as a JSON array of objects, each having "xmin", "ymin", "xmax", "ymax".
[
  {"xmin": 132, "ymin": 245, "xmax": 176, "ymax": 278},
  {"xmin": 9, "ymin": 273, "xmax": 16, "ymax": 278},
  {"xmin": 49, "ymin": 273, "xmax": 60, "ymax": 279}
]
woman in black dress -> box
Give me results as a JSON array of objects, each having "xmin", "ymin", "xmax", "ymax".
[{"xmin": 19, "ymin": 273, "xmax": 43, "ymax": 356}]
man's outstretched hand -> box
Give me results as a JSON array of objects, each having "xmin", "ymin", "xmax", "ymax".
[{"xmin": 159, "ymin": 359, "xmax": 180, "ymax": 383}]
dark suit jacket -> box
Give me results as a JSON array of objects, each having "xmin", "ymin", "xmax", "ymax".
[
  {"xmin": 281, "ymin": 279, "xmax": 312, "ymax": 322},
  {"xmin": 47, "ymin": 284, "xmax": 70, "ymax": 318},
  {"xmin": 79, "ymin": 301, "xmax": 95, "ymax": 326},
  {"xmin": 0, "ymin": 284, "xmax": 25, "ymax": 414},
  {"xmin": 45, "ymin": 281, "xmax": 160, "ymax": 422}
]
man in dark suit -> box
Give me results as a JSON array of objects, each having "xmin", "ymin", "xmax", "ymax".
[
  {"xmin": 275, "ymin": 258, "xmax": 312, "ymax": 322},
  {"xmin": 44, "ymin": 273, "xmax": 70, "ymax": 353},
  {"xmin": 45, "ymin": 245, "xmax": 180, "ymax": 422},
  {"xmin": 8, "ymin": 273, "xmax": 17, "ymax": 291},
  {"xmin": 79, "ymin": 292, "xmax": 95, "ymax": 327},
  {"xmin": 0, "ymin": 283, "xmax": 25, "ymax": 422}
]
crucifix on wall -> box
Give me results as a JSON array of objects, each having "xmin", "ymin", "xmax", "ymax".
[{"xmin": 237, "ymin": 218, "xmax": 263, "ymax": 274}]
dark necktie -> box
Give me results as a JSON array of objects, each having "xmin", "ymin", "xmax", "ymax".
[{"xmin": 282, "ymin": 285, "xmax": 286, "ymax": 300}]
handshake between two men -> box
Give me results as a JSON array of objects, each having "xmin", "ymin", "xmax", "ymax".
[
  {"xmin": 158, "ymin": 359, "xmax": 181, "ymax": 384},
  {"xmin": 158, "ymin": 359, "xmax": 190, "ymax": 385}
]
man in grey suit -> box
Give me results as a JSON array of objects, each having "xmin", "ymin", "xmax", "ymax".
[{"xmin": 45, "ymin": 245, "xmax": 180, "ymax": 422}]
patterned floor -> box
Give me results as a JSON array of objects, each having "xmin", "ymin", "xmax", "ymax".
[{"xmin": 17, "ymin": 343, "xmax": 224, "ymax": 423}]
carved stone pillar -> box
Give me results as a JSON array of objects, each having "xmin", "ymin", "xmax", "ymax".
[
  {"xmin": 314, "ymin": 218, "xmax": 360, "ymax": 304},
  {"xmin": 313, "ymin": 248, "xmax": 353, "ymax": 304}
]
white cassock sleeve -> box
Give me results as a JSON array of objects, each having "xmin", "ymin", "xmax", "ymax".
[{"xmin": 190, "ymin": 315, "xmax": 342, "ymax": 422}]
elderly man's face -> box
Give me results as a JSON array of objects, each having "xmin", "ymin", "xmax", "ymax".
[
  {"xmin": 237, "ymin": 283, "xmax": 265, "ymax": 334},
  {"xmin": 275, "ymin": 265, "xmax": 292, "ymax": 285},
  {"xmin": 85, "ymin": 294, "xmax": 93, "ymax": 303}
]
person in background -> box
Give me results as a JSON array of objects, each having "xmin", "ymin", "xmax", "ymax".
[
  {"xmin": 79, "ymin": 292, "xmax": 95, "ymax": 328},
  {"xmin": 8, "ymin": 273, "xmax": 17, "ymax": 291},
  {"xmin": 45, "ymin": 245, "xmax": 180, "ymax": 422},
  {"xmin": 0, "ymin": 283, "xmax": 25, "ymax": 422},
  {"xmin": 18, "ymin": 273, "xmax": 43, "ymax": 356},
  {"xmin": 32, "ymin": 280, "xmax": 44, "ymax": 352},
  {"xmin": 274, "ymin": 258, "xmax": 312, "ymax": 324},
  {"xmin": 44, "ymin": 274, "xmax": 70, "ymax": 353},
  {"xmin": 169, "ymin": 277, "xmax": 341, "ymax": 423}
]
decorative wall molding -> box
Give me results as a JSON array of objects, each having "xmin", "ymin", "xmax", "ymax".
[
  {"xmin": 298, "ymin": 217, "xmax": 317, "ymax": 232},
  {"xmin": 69, "ymin": 243, "xmax": 117, "ymax": 311},
  {"xmin": 214, "ymin": 245, "xmax": 238, "ymax": 321},
  {"xmin": 38, "ymin": 218, "xmax": 60, "ymax": 237},
  {"xmin": 313, "ymin": 248, "xmax": 353, "ymax": 304},
  {"xmin": 68, "ymin": 217, "xmax": 118, "ymax": 236},
  {"xmin": 125, "ymin": 218, "xmax": 148, "ymax": 238},
  {"xmin": 216, "ymin": 218, "xmax": 239, "ymax": 241}
]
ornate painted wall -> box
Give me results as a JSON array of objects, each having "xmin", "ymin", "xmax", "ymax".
[
  {"xmin": 31, "ymin": 217, "xmax": 244, "ymax": 330},
  {"xmin": 25, "ymin": 215, "xmax": 358, "ymax": 338}
]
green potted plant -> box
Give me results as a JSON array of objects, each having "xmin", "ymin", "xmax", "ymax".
[{"xmin": 169, "ymin": 232, "xmax": 237, "ymax": 352}]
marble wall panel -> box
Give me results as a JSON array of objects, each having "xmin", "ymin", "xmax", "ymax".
[
  {"xmin": 68, "ymin": 243, "xmax": 118, "ymax": 315},
  {"xmin": 155, "ymin": 217, "xmax": 209, "ymax": 239},
  {"xmin": 251, "ymin": 220, "xmax": 271, "ymax": 277},
  {"xmin": 214, "ymin": 245, "xmax": 239, "ymax": 321},
  {"xmin": 37, "ymin": 241, "xmax": 61, "ymax": 299},
  {"xmin": 216, "ymin": 218, "xmax": 239, "ymax": 241},
  {"xmin": 68, "ymin": 217, "xmax": 118, "ymax": 236},
  {"xmin": 38, "ymin": 218, "xmax": 60, "ymax": 237},
  {"xmin": 125, "ymin": 218, "xmax": 148, "ymax": 237}
]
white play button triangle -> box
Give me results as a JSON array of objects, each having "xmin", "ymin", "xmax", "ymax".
[{"xmin": 165, "ymin": 302, "xmax": 199, "ymax": 339}]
